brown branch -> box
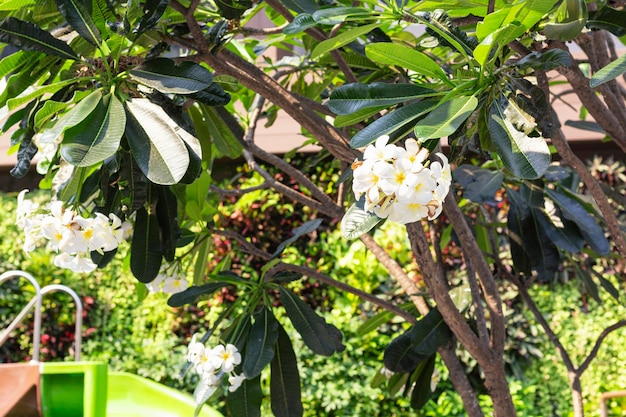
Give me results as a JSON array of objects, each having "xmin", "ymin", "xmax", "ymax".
[
  {"xmin": 213, "ymin": 229, "xmax": 274, "ymax": 260},
  {"xmin": 578, "ymin": 319, "xmax": 626, "ymax": 375},
  {"xmin": 237, "ymin": 24, "xmax": 288, "ymax": 36},
  {"xmin": 443, "ymin": 196, "xmax": 507, "ymax": 355},
  {"xmin": 267, "ymin": 263, "xmax": 418, "ymax": 323},
  {"xmin": 359, "ymin": 232, "xmax": 484, "ymax": 417}
]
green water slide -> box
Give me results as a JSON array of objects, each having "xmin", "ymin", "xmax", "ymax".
[{"xmin": 1, "ymin": 270, "xmax": 223, "ymax": 417}]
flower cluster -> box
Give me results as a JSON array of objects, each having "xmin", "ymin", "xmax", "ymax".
[
  {"xmin": 16, "ymin": 190, "xmax": 132, "ymax": 273},
  {"xmin": 146, "ymin": 262, "xmax": 190, "ymax": 295},
  {"xmin": 352, "ymin": 135, "xmax": 452, "ymax": 224},
  {"xmin": 187, "ymin": 334, "xmax": 245, "ymax": 404}
]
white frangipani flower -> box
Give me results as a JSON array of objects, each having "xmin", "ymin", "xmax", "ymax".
[
  {"xmin": 15, "ymin": 191, "xmax": 132, "ymax": 273},
  {"xmin": 185, "ymin": 336, "xmax": 244, "ymax": 405},
  {"xmin": 351, "ymin": 136, "xmax": 452, "ymax": 224},
  {"xmin": 210, "ymin": 343, "xmax": 242, "ymax": 373}
]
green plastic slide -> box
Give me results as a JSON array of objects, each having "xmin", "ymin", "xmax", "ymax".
[{"xmin": 40, "ymin": 362, "xmax": 223, "ymax": 417}]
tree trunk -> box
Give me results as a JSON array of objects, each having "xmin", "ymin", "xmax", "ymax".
[
  {"xmin": 482, "ymin": 360, "xmax": 518, "ymax": 417},
  {"xmin": 570, "ymin": 373, "xmax": 585, "ymax": 417}
]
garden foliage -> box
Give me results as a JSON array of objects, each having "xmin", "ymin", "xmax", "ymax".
[{"xmin": 1, "ymin": 0, "xmax": 626, "ymax": 416}]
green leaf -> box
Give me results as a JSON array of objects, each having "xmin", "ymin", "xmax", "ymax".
[
  {"xmin": 279, "ymin": 0, "xmax": 318, "ymax": 14},
  {"xmin": 506, "ymin": 186, "xmax": 532, "ymax": 276},
  {"xmin": 167, "ymin": 282, "xmax": 229, "ymax": 307},
  {"xmin": 56, "ymin": 0, "xmax": 103, "ymax": 46},
  {"xmin": 533, "ymin": 207, "xmax": 585, "ymax": 253},
  {"xmin": 312, "ymin": 7, "xmax": 373, "ymax": 24},
  {"xmin": 488, "ymin": 94, "xmax": 551, "ymax": 179},
  {"xmin": 587, "ymin": 6, "xmax": 626, "ymax": 37},
  {"xmin": 188, "ymin": 83, "xmax": 231, "ymax": 106},
  {"xmin": 334, "ymin": 106, "xmax": 386, "ymax": 128},
  {"xmin": 136, "ymin": 0, "xmax": 169, "ymax": 36},
  {"xmin": 60, "ymin": 93, "xmax": 125, "ymax": 167},
  {"xmin": 193, "ymin": 235, "xmax": 211, "ymax": 286},
  {"xmin": 227, "ymin": 375, "xmax": 262, "ymax": 417},
  {"xmin": 384, "ymin": 309, "xmax": 451, "ymax": 373},
  {"xmin": 545, "ymin": 188, "xmax": 610, "ymax": 255},
  {"xmin": 125, "ymin": 98, "xmax": 191, "ymax": 185},
  {"xmin": 340, "ymin": 201, "xmax": 383, "ymax": 239},
  {"xmin": 270, "ymin": 325, "xmax": 303, "ymax": 417},
  {"xmin": 365, "ymin": 43, "xmax": 451, "ymax": 84},
  {"xmin": 590, "ymin": 53, "xmax": 626, "ymax": 88},
  {"xmin": 410, "ymin": 355, "xmax": 436, "ymax": 410},
  {"xmin": 0, "ymin": 50, "xmax": 37, "ymax": 79},
  {"xmin": 39, "ymin": 89, "xmax": 102, "ymax": 145},
  {"xmin": 244, "ymin": 307, "xmax": 279, "ymax": 379},
  {"xmin": 272, "ymin": 218, "xmax": 323, "ymax": 259},
  {"xmin": 514, "ymin": 49, "xmax": 572, "ymax": 72},
  {"xmin": 279, "ymin": 287, "xmax": 344, "ymax": 356},
  {"xmin": 130, "ymin": 206, "xmax": 162, "ymax": 283},
  {"xmin": 311, "ymin": 22, "xmax": 379, "ymax": 59},
  {"xmin": 283, "ymin": 13, "xmax": 317, "ymax": 34},
  {"xmin": 6, "ymin": 78, "xmax": 79, "ymax": 111},
  {"xmin": 0, "ymin": 0, "xmax": 36, "ymax": 10},
  {"xmin": 328, "ymin": 83, "xmax": 436, "ymax": 115},
  {"xmin": 10, "ymin": 131, "xmax": 37, "ymax": 178},
  {"xmin": 130, "ymin": 58, "xmax": 215, "ymax": 94},
  {"xmin": 350, "ymin": 100, "xmax": 438, "ymax": 148},
  {"xmin": 453, "ymin": 164, "xmax": 503, "ymax": 202},
  {"xmin": 155, "ymin": 186, "xmax": 180, "ymax": 261},
  {"xmin": 543, "ymin": 0, "xmax": 588, "ymax": 41},
  {"xmin": 414, "ymin": 96, "xmax": 477, "ymax": 140},
  {"xmin": 574, "ymin": 263, "xmax": 600, "ymax": 304},
  {"xmin": 0, "ymin": 17, "xmax": 78, "ymax": 60},
  {"xmin": 200, "ymin": 105, "xmax": 243, "ymax": 159}
]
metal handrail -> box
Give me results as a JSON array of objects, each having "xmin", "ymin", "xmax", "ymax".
[
  {"xmin": 40, "ymin": 284, "xmax": 83, "ymax": 361},
  {"xmin": 0, "ymin": 270, "xmax": 42, "ymax": 363}
]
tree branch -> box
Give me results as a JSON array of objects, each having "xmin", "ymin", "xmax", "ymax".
[{"xmin": 578, "ymin": 319, "xmax": 626, "ymax": 375}]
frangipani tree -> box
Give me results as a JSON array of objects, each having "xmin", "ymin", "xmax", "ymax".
[{"xmin": 2, "ymin": 0, "xmax": 626, "ymax": 416}]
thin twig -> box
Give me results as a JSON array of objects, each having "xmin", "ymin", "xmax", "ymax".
[{"xmin": 578, "ymin": 320, "xmax": 626, "ymax": 375}]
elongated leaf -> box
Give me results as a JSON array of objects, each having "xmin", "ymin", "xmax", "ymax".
[
  {"xmin": 514, "ymin": 49, "xmax": 572, "ymax": 72},
  {"xmin": 136, "ymin": 0, "xmax": 169, "ymax": 36},
  {"xmin": 7, "ymin": 79, "xmax": 78, "ymax": 111},
  {"xmin": 125, "ymin": 98, "xmax": 190, "ymax": 185},
  {"xmin": 244, "ymin": 307, "xmax": 279, "ymax": 379},
  {"xmin": 453, "ymin": 164, "xmax": 503, "ymax": 202},
  {"xmin": 533, "ymin": 207, "xmax": 585, "ymax": 253},
  {"xmin": 414, "ymin": 96, "xmax": 477, "ymax": 140},
  {"xmin": 279, "ymin": 287, "xmax": 344, "ymax": 356},
  {"xmin": 384, "ymin": 309, "xmax": 450, "ymax": 373},
  {"xmin": 545, "ymin": 188, "xmax": 610, "ymax": 255},
  {"xmin": 340, "ymin": 201, "xmax": 383, "ymax": 239},
  {"xmin": 506, "ymin": 187, "xmax": 532, "ymax": 276},
  {"xmin": 311, "ymin": 22, "xmax": 379, "ymax": 59},
  {"xmin": 0, "ymin": 50, "xmax": 36, "ymax": 78},
  {"xmin": 283, "ymin": 13, "xmax": 317, "ymax": 34},
  {"xmin": 188, "ymin": 83, "xmax": 231, "ymax": 106},
  {"xmin": 350, "ymin": 100, "xmax": 438, "ymax": 148},
  {"xmin": 488, "ymin": 94, "xmax": 550, "ymax": 179},
  {"xmin": 279, "ymin": 0, "xmax": 318, "ymax": 14},
  {"xmin": 130, "ymin": 58, "xmax": 215, "ymax": 94},
  {"xmin": 365, "ymin": 43, "xmax": 450, "ymax": 84},
  {"xmin": 410, "ymin": 355, "xmax": 436, "ymax": 410},
  {"xmin": 0, "ymin": 0, "xmax": 36, "ymax": 10},
  {"xmin": 167, "ymin": 282, "xmax": 229, "ymax": 307},
  {"xmin": 131, "ymin": 206, "xmax": 162, "ymax": 283},
  {"xmin": 334, "ymin": 105, "xmax": 387, "ymax": 128},
  {"xmin": 156, "ymin": 185, "xmax": 180, "ymax": 261},
  {"xmin": 590, "ymin": 53, "xmax": 626, "ymax": 88},
  {"xmin": 56, "ymin": 0, "xmax": 102, "ymax": 46},
  {"xmin": 0, "ymin": 17, "xmax": 78, "ymax": 60},
  {"xmin": 10, "ymin": 131, "xmax": 37, "ymax": 178},
  {"xmin": 200, "ymin": 105, "xmax": 243, "ymax": 158},
  {"xmin": 328, "ymin": 83, "xmax": 436, "ymax": 115},
  {"xmin": 312, "ymin": 7, "xmax": 373, "ymax": 24},
  {"xmin": 60, "ymin": 93, "xmax": 125, "ymax": 166},
  {"xmin": 192, "ymin": 235, "xmax": 211, "ymax": 285},
  {"xmin": 384, "ymin": 330, "xmax": 425, "ymax": 373},
  {"xmin": 271, "ymin": 325, "xmax": 303, "ymax": 417},
  {"xmin": 272, "ymin": 218, "xmax": 323, "ymax": 258},
  {"xmin": 227, "ymin": 376, "xmax": 262, "ymax": 417},
  {"xmin": 587, "ymin": 6, "xmax": 626, "ymax": 36},
  {"xmin": 574, "ymin": 263, "xmax": 601, "ymax": 303},
  {"xmin": 39, "ymin": 89, "xmax": 102, "ymax": 144}
]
